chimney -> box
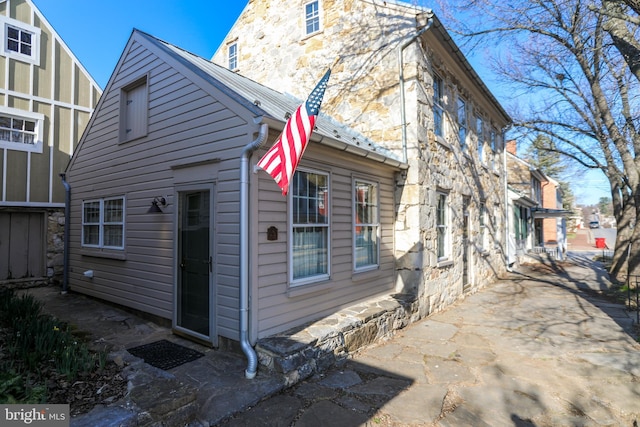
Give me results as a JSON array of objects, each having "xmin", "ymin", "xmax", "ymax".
[{"xmin": 506, "ymin": 140, "xmax": 517, "ymax": 155}]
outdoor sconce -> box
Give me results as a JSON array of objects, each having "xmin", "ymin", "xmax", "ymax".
[{"xmin": 147, "ymin": 196, "xmax": 167, "ymax": 213}]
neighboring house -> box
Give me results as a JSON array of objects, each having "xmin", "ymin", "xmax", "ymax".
[
  {"xmin": 0, "ymin": 0, "xmax": 101, "ymax": 284},
  {"xmin": 505, "ymin": 141, "xmax": 545, "ymax": 263},
  {"xmin": 212, "ymin": 0, "xmax": 511, "ymax": 310},
  {"xmin": 65, "ymin": 30, "xmax": 406, "ymax": 349},
  {"xmin": 540, "ymin": 176, "xmax": 563, "ymax": 244},
  {"xmin": 535, "ymin": 175, "xmax": 568, "ymax": 257},
  {"xmin": 506, "ymin": 140, "xmax": 568, "ymax": 264}
]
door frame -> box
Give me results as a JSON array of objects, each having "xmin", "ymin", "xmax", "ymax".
[{"xmin": 173, "ymin": 183, "xmax": 217, "ymax": 346}]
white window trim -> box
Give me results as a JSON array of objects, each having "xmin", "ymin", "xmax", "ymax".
[
  {"xmin": 82, "ymin": 196, "xmax": 126, "ymax": 250},
  {"xmin": 228, "ymin": 42, "xmax": 238, "ymax": 70},
  {"xmin": 436, "ymin": 191, "xmax": 451, "ymax": 263},
  {"xmin": 476, "ymin": 115, "xmax": 484, "ymax": 164},
  {"xmin": 479, "ymin": 202, "xmax": 487, "ymax": 252},
  {"xmin": 303, "ymin": 0, "xmax": 322, "ymax": 37},
  {"xmin": 457, "ymin": 96, "xmax": 467, "ymax": 150},
  {"xmin": 490, "ymin": 129, "xmax": 498, "ymax": 171},
  {"xmin": 289, "ymin": 168, "xmax": 331, "ymax": 287},
  {"xmin": 353, "ymin": 177, "xmax": 380, "ymax": 272},
  {"xmin": 0, "ymin": 15, "xmax": 40, "ymax": 66},
  {"xmin": 433, "ymin": 74, "xmax": 445, "ymax": 138},
  {"xmin": 0, "ymin": 107, "xmax": 44, "ymax": 153}
]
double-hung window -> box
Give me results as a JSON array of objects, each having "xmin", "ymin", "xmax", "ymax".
[
  {"xmin": 436, "ymin": 192, "xmax": 450, "ymax": 261},
  {"xmin": 228, "ymin": 43, "xmax": 238, "ymax": 70},
  {"xmin": 476, "ymin": 116, "xmax": 484, "ymax": 164},
  {"xmin": 353, "ymin": 179, "xmax": 379, "ymax": 271},
  {"xmin": 82, "ymin": 197, "xmax": 125, "ymax": 249},
  {"xmin": 490, "ymin": 129, "xmax": 497, "ymax": 171},
  {"xmin": 479, "ymin": 202, "xmax": 487, "ymax": 251},
  {"xmin": 457, "ymin": 97, "xmax": 467, "ymax": 150},
  {"xmin": 433, "ymin": 75, "xmax": 444, "ymax": 137},
  {"xmin": 305, "ymin": 1, "xmax": 320, "ymax": 35},
  {"xmin": 0, "ymin": 16, "xmax": 40, "ymax": 65},
  {"xmin": 291, "ymin": 170, "xmax": 329, "ymax": 285}
]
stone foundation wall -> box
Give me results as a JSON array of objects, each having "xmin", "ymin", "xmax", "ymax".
[{"xmin": 256, "ymin": 293, "xmax": 420, "ymax": 386}]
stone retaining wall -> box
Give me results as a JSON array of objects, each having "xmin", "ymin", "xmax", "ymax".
[{"xmin": 256, "ymin": 293, "xmax": 420, "ymax": 386}]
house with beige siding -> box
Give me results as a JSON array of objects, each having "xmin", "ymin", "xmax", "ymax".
[
  {"xmin": 505, "ymin": 140, "xmax": 568, "ymax": 264},
  {"xmin": 65, "ymin": 30, "xmax": 406, "ymax": 361},
  {"xmin": 0, "ymin": 0, "xmax": 101, "ymax": 284},
  {"xmin": 212, "ymin": 1, "xmax": 510, "ymax": 314}
]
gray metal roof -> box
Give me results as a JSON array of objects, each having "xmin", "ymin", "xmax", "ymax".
[{"xmin": 136, "ymin": 30, "xmax": 407, "ymax": 170}]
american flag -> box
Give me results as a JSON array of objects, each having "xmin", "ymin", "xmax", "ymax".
[{"xmin": 257, "ymin": 69, "xmax": 331, "ymax": 196}]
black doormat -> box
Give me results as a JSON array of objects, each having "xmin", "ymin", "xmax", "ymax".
[{"xmin": 127, "ymin": 339, "xmax": 204, "ymax": 370}]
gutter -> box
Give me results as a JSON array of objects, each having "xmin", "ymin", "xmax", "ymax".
[
  {"xmin": 59, "ymin": 173, "xmax": 71, "ymax": 293},
  {"xmin": 398, "ymin": 13, "xmax": 434, "ymax": 163},
  {"xmin": 239, "ymin": 122, "xmax": 269, "ymax": 379}
]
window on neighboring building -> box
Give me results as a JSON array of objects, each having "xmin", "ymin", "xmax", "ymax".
[
  {"xmin": 0, "ymin": 115, "xmax": 35, "ymax": 145},
  {"xmin": 291, "ymin": 170, "xmax": 329, "ymax": 284},
  {"xmin": 228, "ymin": 43, "xmax": 238, "ymax": 70},
  {"xmin": 479, "ymin": 202, "xmax": 487, "ymax": 251},
  {"xmin": 514, "ymin": 205, "xmax": 528, "ymax": 241},
  {"xmin": 82, "ymin": 197, "xmax": 125, "ymax": 249},
  {"xmin": 7, "ymin": 25, "xmax": 31, "ymax": 56},
  {"xmin": 305, "ymin": 1, "xmax": 320, "ymax": 35},
  {"xmin": 476, "ymin": 116, "xmax": 484, "ymax": 163},
  {"xmin": 120, "ymin": 75, "xmax": 148, "ymax": 143},
  {"xmin": 433, "ymin": 75, "xmax": 444, "ymax": 137},
  {"xmin": 0, "ymin": 17, "xmax": 40, "ymax": 65},
  {"xmin": 354, "ymin": 179, "xmax": 379, "ymax": 270},
  {"xmin": 436, "ymin": 192, "xmax": 450, "ymax": 261},
  {"xmin": 0, "ymin": 108, "xmax": 44, "ymax": 153},
  {"xmin": 458, "ymin": 97, "xmax": 467, "ymax": 150}
]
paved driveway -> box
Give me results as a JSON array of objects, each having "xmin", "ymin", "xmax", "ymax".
[{"xmin": 223, "ymin": 253, "xmax": 640, "ymax": 426}]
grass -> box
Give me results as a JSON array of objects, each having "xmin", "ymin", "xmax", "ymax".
[{"xmin": 0, "ymin": 288, "xmax": 108, "ymax": 404}]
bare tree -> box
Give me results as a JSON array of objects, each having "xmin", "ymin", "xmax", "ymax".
[{"xmin": 434, "ymin": 0, "xmax": 640, "ymax": 280}]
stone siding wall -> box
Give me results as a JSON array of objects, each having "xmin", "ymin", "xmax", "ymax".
[{"xmin": 214, "ymin": 0, "xmax": 508, "ymax": 327}]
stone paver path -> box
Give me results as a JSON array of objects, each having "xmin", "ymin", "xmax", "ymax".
[{"xmin": 222, "ymin": 254, "xmax": 640, "ymax": 426}]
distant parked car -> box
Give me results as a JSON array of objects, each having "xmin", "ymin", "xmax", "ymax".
[{"xmin": 589, "ymin": 221, "xmax": 600, "ymax": 229}]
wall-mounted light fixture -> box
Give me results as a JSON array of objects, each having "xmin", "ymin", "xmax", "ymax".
[{"xmin": 147, "ymin": 196, "xmax": 167, "ymax": 213}]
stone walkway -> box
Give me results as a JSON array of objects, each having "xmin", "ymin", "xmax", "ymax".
[{"xmin": 221, "ymin": 252, "xmax": 640, "ymax": 426}]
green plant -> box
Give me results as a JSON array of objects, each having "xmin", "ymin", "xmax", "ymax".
[
  {"xmin": 0, "ymin": 370, "xmax": 46, "ymax": 404},
  {"xmin": 1, "ymin": 289, "xmax": 107, "ymax": 386}
]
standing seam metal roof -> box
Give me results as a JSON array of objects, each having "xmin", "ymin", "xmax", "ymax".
[{"xmin": 136, "ymin": 30, "xmax": 407, "ymax": 170}]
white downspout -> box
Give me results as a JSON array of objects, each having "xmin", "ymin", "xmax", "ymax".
[
  {"xmin": 398, "ymin": 14, "xmax": 434, "ymax": 163},
  {"xmin": 503, "ymin": 132, "xmax": 512, "ymax": 272},
  {"xmin": 240, "ymin": 123, "xmax": 269, "ymax": 379}
]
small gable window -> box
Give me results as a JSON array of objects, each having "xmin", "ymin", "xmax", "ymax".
[
  {"xmin": 0, "ymin": 16, "xmax": 40, "ymax": 65},
  {"xmin": 228, "ymin": 43, "xmax": 238, "ymax": 70},
  {"xmin": 7, "ymin": 25, "xmax": 32, "ymax": 56},
  {"xmin": 305, "ymin": 1, "xmax": 320, "ymax": 35},
  {"xmin": 119, "ymin": 75, "xmax": 149, "ymax": 143}
]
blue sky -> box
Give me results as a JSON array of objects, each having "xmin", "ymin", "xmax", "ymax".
[
  {"xmin": 34, "ymin": 0, "xmax": 247, "ymax": 89},
  {"xmin": 33, "ymin": 0, "xmax": 609, "ymax": 206}
]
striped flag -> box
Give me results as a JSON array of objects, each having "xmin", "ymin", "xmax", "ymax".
[{"xmin": 257, "ymin": 69, "xmax": 331, "ymax": 195}]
